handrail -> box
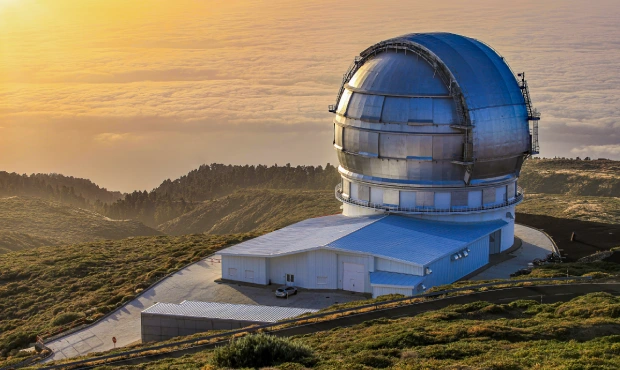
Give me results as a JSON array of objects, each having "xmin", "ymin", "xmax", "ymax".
[
  {"xmin": 36, "ymin": 277, "xmax": 593, "ymax": 370},
  {"xmin": 335, "ymin": 184, "xmax": 524, "ymax": 214}
]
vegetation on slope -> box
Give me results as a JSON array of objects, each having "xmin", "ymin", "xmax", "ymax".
[
  {"xmin": 0, "ymin": 196, "xmax": 161, "ymax": 253},
  {"xmin": 96, "ymin": 292, "xmax": 620, "ymax": 369},
  {"xmin": 102, "ymin": 163, "xmax": 340, "ymax": 227},
  {"xmin": 517, "ymin": 193, "xmax": 620, "ymax": 224},
  {"xmin": 0, "ymin": 231, "xmax": 56, "ymax": 254},
  {"xmin": 0, "ymin": 171, "xmax": 122, "ymax": 207},
  {"xmin": 0, "ymin": 233, "xmax": 251, "ymax": 360},
  {"xmin": 158, "ymin": 189, "xmax": 341, "ymax": 235},
  {"xmin": 520, "ymin": 158, "xmax": 620, "ymax": 197},
  {"xmin": 3, "ymin": 159, "xmax": 618, "ymax": 230}
]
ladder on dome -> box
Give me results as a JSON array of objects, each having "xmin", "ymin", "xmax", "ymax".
[{"xmin": 518, "ymin": 72, "xmax": 540, "ymax": 155}]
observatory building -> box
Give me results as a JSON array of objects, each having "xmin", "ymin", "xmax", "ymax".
[{"xmin": 219, "ymin": 33, "xmax": 539, "ymax": 297}]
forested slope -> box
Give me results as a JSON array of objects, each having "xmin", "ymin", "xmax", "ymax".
[
  {"xmin": 103, "ymin": 164, "xmax": 340, "ymax": 227},
  {"xmin": 0, "ymin": 172, "xmax": 122, "ymax": 207}
]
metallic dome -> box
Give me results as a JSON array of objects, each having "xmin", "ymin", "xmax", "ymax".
[{"xmin": 331, "ymin": 32, "xmax": 537, "ymax": 188}]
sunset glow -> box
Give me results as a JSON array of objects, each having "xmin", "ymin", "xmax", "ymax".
[{"xmin": 1, "ymin": 0, "xmax": 619, "ymax": 191}]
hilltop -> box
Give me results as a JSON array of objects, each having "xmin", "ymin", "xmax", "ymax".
[
  {"xmin": 158, "ymin": 189, "xmax": 341, "ymax": 235},
  {"xmin": 0, "ymin": 171, "xmax": 122, "ymax": 207},
  {"xmin": 0, "ymin": 196, "xmax": 160, "ymax": 253},
  {"xmin": 103, "ymin": 164, "xmax": 339, "ymax": 227},
  {"xmin": 520, "ymin": 158, "xmax": 620, "ymax": 197},
  {"xmin": 0, "ymin": 159, "xmax": 617, "ymax": 253}
]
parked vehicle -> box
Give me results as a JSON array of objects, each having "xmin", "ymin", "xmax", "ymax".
[{"xmin": 275, "ymin": 286, "xmax": 297, "ymax": 298}]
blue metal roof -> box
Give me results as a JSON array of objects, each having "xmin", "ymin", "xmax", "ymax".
[
  {"xmin": 218, "ymin": 214, "xmax": 381, "ymax": 257},
  {"xmin": 220, "ymin": 214, "xmax": 505, "ymax": 268},
  {"xmin": 370, "ymin": 271, "xmax": 425, "ymax": 288},
  {"xmin": 398, "ymin": 33, "xmax": 526, "ymax": 111},
  {"xmin": 326, "ymin": 216, "xmax": 506, "ymax": 266}
]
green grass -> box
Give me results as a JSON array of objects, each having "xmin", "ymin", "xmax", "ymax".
[
  {"xmin": 38, "ymin": 262, "xmax": 620, "ymax": 369},
  {"xmin": 520, "ymin": 159, "xmax": 620, "ymax": 197},
  {"xmin": 0, "ymin": 196, "xmax": 161, "ymax": 253},
  {"xmin": 517, "ymin": 193, "xmax": 620, "ymax": 225},
  {"xmin": 157, "ymin": 189, "xmax": 342, "ymax": 235},
  {"xmin": 0, "ymin": 233, "xmax": 253, "ymax": 363},
  {"xmin": 88, "ymin": 292, "xmax": 620, "ymax": 369}
]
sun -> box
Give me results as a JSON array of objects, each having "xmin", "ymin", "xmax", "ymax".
[{"xmin": 0, "ymin": 0, "xmax": 23, "ymax": 10}]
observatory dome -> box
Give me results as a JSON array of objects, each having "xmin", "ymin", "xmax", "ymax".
[{"xmin": 331, "ymin": 32, "xmax": 540, "ymax": 251}]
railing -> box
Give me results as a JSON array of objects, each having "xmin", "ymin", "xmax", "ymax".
[{"xmin": 335, "ymin": 184, "xmax": 524, "ymax": 215}]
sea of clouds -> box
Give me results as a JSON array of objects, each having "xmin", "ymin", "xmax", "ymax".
[{"xmin": 0, "ymin": 0, "xmax": 618, "ymax": 191}]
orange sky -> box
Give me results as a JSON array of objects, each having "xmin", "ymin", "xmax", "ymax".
[{"xmin": 1, "ymin": 0, "xmax": 619, "ymax": 192}]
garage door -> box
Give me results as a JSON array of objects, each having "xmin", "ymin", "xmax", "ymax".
[{"xmin": 343, "ymin": 262, "xmax": 365, "ymax": 293}]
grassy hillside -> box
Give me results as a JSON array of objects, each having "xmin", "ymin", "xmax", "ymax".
[
  {"xmin": 158, "ymin": 188, "xmax": 617, "ymax": 236},
  {"xmin": 0, "ymin": 231, "xmax": 56, "ymax": 254},
  {"xmin": 0, "ymin": 233, "xmax": 250, "ymax": 360},
  {"xmin": 158, "ymin": 189, "xmax": 341, "ymax": 235},
  {"xmin": 0, "ymin": 196, "xmax": 161, "ymax": 253},
  {"xmin": 520, "ymin": 159, "xmax": 620, "ymax": 197},
  {"xmin": 83, "ymin": 292, "xmax": 620, "ymax": 369},
  {"xmin": 517, "ymin": 193, "xmax": 620, "ymax": 225}
]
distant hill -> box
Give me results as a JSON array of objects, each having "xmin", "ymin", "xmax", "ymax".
[
  {"xmin": 104, "ymin": 163, "xmax": 340, "ymax": 227},
  {"xmin": 517, "ymin": 193, "xmax": 620, "ymax": 225},
  {"xmin": 0, "ymin": 172, "xmax": 123, "ymax": 208},
  {"xmin": 520, "ymin": 159, "xmax": 620, "ymax": 197},
  {"xmin": 158, "ymin": 189, "xmax": 341, "ymax": 235},
  {"xmin": 0, "ymin": 196, "xmax": 161, "ymax": 253}
]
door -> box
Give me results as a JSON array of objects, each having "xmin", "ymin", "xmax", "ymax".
[
  {"xmin": 342, "ymin": 262, "xmax": 365, "ymax": 293},
  {"xmin": 489, "ymin": 230, "xmax": 501, "ymax": 254},
  {"xmin": 285, "ymin": 274, "xmax": 295, "ymax": 286}
]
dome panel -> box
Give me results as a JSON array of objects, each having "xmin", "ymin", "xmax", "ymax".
[
  {"xmin": 332, "ymin": 32, "xmax": 534, "ymax": 190},
  {"xmin": 348, "ymin": 52, "xmax": 449, "ymax": 96}
]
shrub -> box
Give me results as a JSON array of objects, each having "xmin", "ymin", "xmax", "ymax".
[
  {"xmin": 210, "ymin": 334, "xmax": 314, "ymax": 368},
  {"xmin": 51, "ymin": 312, "xmax": 82, "ymax": 326},
  {"xmin": 352, "ymin": 350, "xmax": 393, "ymax": 368}
]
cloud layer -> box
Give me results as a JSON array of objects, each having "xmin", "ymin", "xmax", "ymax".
[{"xmin": 1, "ymin": 0, "xmax": 619, "ymax": 191}]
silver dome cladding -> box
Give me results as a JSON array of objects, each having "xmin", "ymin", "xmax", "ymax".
[{"xmin": 331, "ymin": 32, "xmax": 535, "ymax": 187}]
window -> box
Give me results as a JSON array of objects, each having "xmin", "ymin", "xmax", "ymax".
[
  {"xmin": 245, "ymin": 270, "xmax": 254, "ymax": 279},
  {"xmin": 317, "ymin": 276, "xmax": 328, "ymax": 285},
  {"xmin": 228, "ymin": 268, "xmax": 237, "ymax": 277},
  {"xmin": 286, "ymin": 274, "xmax": 295, "ymax": 283}
]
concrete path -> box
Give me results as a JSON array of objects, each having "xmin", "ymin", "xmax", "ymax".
[
  {"xmin": 470, "ymin": 224, "xmax": 556, "ymax": 280},
  {"xmin": 44, "ymin": 223, "xmax": 557, "ymax": 361},
  {"xmin": 41, "ymin": 283, "xmax": 620, "ymax": 369},
  {"xmin": 44, "ymin": 256, "xmax": 361, "ymax": 362}
]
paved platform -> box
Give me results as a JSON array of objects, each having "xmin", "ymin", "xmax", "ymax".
[
  {"xmin": 44, "ymin": 224, "xmax": 557, "ymax": 362},
  {"xmin": 44, "ymin": 256, "xmax": 362, "ymax": 362},
  {"xmin": 469, "ymin": 224, "xmax": 556, "ymax": 281}
]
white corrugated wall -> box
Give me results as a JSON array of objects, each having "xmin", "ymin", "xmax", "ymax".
[
  {"xmin": 268, "ymin": 252, "xmax": 310, "ymax": 287},
  {"xmin": 372, "ymin": 286, "xmax": 413, "ymax": 298},
  {"xmin": 222, "ymin": 256, "xmax": 268, "ymax": 285},
  {"xmin": 375, "ymin": 258, "xmax": 424, "ymax": 276},
  {"xmin": 268, "ymin": 250, "xmax": 339, "ymax": 289}
]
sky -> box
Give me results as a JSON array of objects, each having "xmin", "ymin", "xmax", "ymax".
[{"xmin": 0, "ymin": 0, "xmax": 619, "ymax": 192}]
